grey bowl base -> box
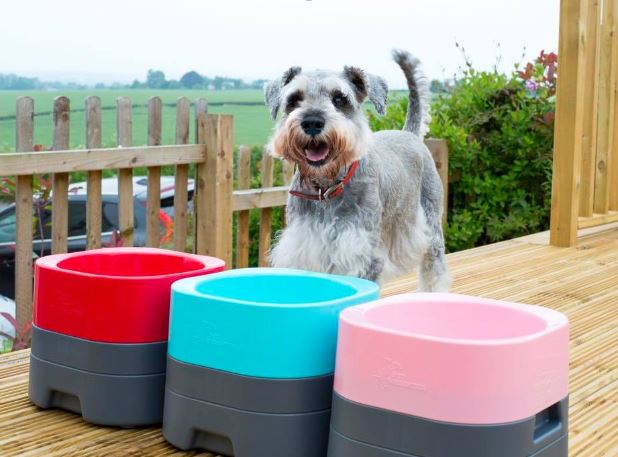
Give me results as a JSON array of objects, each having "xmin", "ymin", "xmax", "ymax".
[
  {"xmin": 328, "ymin": 428, "xmax": 568, "ymax": 457},
  {"xmin": 163, "ymin": 388, "xmax": 331, "ymax": 457},
  {"xmin": 29, "ymin": 353, "xmax": 165, "ymax": 427},
  {"xmin": 328, "ymin": 393, "xmax": 568, "ymax": 457}
]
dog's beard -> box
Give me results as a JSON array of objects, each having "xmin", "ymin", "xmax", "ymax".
[{"xmin": 271, "ymin": 120, "xmax": 361, "ymax": 184}]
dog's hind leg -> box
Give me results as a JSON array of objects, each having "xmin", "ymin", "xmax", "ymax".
[
  {"xmin": 418, "ymin": 155, "xmax": 452, "ymax": 292},
  {"xmin": 419, "ymin": 238, "xmax": 451, "ymax": 292}
]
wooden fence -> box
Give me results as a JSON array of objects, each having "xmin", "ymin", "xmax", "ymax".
[
  {"xmin": 0, "ymin": 95, "xmax": 449, "ymax": 329},
  {"xmin": 550, "ymin": 0, "xmax": 618, "ymax": 246}
]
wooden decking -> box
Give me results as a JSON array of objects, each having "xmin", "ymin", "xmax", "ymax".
[{"xmin": 1, "ymin": 226, "xmax": 618, "ymax": 456}]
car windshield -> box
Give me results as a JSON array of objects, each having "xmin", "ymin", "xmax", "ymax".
[
  {"xmin": 0, "ymin": 209, "xmax": 16, "ymax": 243},
  {"xmin": 0, "ymin": 200, "xmax": 120, "ymax": 243}
]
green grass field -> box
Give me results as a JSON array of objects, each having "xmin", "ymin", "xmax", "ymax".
[
  {"xmin": 0, "ymin": 89, "xmax": 408, "ymax": 153},
  {"xmin": 0, "ymin": 89, "xmax": 273, "ymax": 152}
]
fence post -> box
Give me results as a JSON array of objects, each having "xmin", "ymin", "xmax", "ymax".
[
  {"xmin": 192, "ymin": 99, "xmax": 208, "ymax": 253},
  {"xmin": 173, "ymin": 97, "xmax": 191, "ymax": 252},
  {"xmin": 195, "ymin": 114, "xmax": 234, "ymax": 267},
  {"xmin": 116, "ymin": 97, "xmax": 134, "ymax": 246},
  {"xmin": 236, "ymin": 145, "xmax": 251, "ymax": 268},
  {"xmin": 51, "ymin": 96, "xmax": 70, "ymax": 254},
  {"xmin": 258, "ymin": 152, "xmax": 274, "ymax": 267},
  {"xmin": 15, "ymin": 97, "xmax": 34, "ymax": 330},
  {"xmin": 579, "ymin": 0, "xmax": 601, "ymax": 217},
  {"xmin": 609, "ymin": 0, "xmax": 618, "ymax": 211},
  {"xmin": 86, "ymin": 96, "xmax": 103, "ymax": 250},
  {"xmin": 425, "ymin": 138, "xmax": 449, "ymax": 226},
  {"xmin": 550, "ymin": 0, "xmax": 589, "ymax": 247},
  {"xmin": 593, "ymin": 0, "xmax": 616, "ymax": 214},
  {"xmin": 146, "ymin": 97, "xmax": 162, "ymax": 247}
]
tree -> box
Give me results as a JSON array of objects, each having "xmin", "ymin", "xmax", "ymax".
[
  {"xmin": 0, "ymin": 74, "xmax": 40, "ymax": 90},
  {"xmin": 430, "ymin": 79, "xmax": 446, "ymax": 93},
  {"xmin": 146, "ymin": 70, "xmax": 167, "ymax": 89},
  {"xmin": 212, "ymin": 76, "xmax": 225, "ymax": 90},
  {"xmin": 180, "ymin": 71, "xmax": 204, "ymax": 89},
  {"xmin": 251, "ymin": 79, "xmax": 268, "ymax": 89}
]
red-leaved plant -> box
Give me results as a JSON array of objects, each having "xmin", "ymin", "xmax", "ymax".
[
  {"xmin": 0, "ymin": 312, "xmax": 32, "ymax": 352},
  {"xmin": 517, "ymin": 50, "xmax": 557, "ymax": 97}
]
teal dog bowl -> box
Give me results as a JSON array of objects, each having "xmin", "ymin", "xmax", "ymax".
[{"xmin": 163, "ymin": 268, "xmax": 379, "ymax": 456}]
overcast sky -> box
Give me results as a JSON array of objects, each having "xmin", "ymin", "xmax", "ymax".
[{"xmin": 1, "ymin": 0, "xmax": 559, "ymax": 87}]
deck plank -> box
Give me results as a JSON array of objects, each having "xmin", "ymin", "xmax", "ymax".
[{"xmin": 2, "ymin": 228, "xmax": 618, "ymax": 456}]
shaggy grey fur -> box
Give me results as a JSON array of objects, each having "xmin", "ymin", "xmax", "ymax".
[{"xmin": 264, "ymin": 50, "xmax": 451, "ymax": 291}]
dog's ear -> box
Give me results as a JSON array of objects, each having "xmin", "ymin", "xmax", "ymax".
[
  {"xmin": 343, "ymin": 66, "xmax": 368, "ymax": 102},
  {"xmin": 367, "ymin": 74, "xmax": 388, "ymax": 116},
  {"xmin": 264, "ymin": 66, "xmax": 302, "ymax": 120},
  {"xmin": 343, "ymin": 66, "xmax": 388, "ymax": 115}
]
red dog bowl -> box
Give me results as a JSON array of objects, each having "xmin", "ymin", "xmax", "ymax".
[{"xmin": 33, "ymin": 248, "xmax": 225, "ymax": 343}]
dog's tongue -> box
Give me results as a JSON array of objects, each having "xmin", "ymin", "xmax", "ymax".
[{"xmin": 305, "ymin": 144, "xmax": 329, "ymax": 162}]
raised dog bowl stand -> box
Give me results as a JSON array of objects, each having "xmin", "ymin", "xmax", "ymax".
[
  {"xmin": 328, "ymin": 293, "xmax": 569, "ymax": 457},
  {"xmin": 29, "ymin": 248, "xmax": 224, "ymax": 427},
  {"xmin": 162, "ymin": 268, "xmax": 380, "ymax": 457}
]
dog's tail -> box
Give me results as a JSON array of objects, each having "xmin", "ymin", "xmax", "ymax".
[{"xmin": 392, "ymin": 49, "xmax": 431, "ymax": 137}]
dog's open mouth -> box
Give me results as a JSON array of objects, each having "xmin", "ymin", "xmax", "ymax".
[{"xmin": 305, "ymin": 140, "xmax": 329, "ymax": 166}]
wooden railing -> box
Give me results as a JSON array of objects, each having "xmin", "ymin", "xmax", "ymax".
[
  {"xmin": 551, "ymin": 0, "xmax": 618, "ymax": 246},
  {"xmin": 0, "ymin": 95, "xmax": 449, "ymax": 329},
  {"xmin": 1, "ymin": 96, "xmax": 233, "ymax": 328}
]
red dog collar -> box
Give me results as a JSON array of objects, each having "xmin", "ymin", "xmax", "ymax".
[{"xmin": 289, "ymin": 161, "xmax": 359, "ymax": 202}]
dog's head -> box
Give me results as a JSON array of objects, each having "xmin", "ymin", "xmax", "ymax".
[{"xmin": 264, "ymin": 66, "xmax": 388, "ymax": 180}]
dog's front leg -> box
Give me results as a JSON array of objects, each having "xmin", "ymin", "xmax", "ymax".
[
  {"xmin": 325, "ymin": 221, "xmax": 385, "ymax": 282},
  {"xmin": 270, "ymin": 217, "xmax": 385, "ymax": 282},
  {"xmin": 361, "ymin": 256, "xmax": 385, "ymax": 282}
]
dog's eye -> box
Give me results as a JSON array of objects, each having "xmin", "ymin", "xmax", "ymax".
[
  {"xmin": 331, "ymin": 92, "xmax": 348, "ymax": 109},
  {"xmin": 285, "ymin": 92, "xmax": 303, "ymax": 113}
]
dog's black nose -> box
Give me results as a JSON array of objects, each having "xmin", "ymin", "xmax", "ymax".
[{"xmin": 301, "ymin": 115, "xmax": 325, "ymax": 136}]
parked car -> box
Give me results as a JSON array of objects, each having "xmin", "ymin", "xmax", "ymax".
[
  {"xmin": 0, "ymin": 294, "xmax": 15, "ymax": 351},
  {"xmin": 0, "ymin": 176, "xmax": 194, "ymax": 299}
]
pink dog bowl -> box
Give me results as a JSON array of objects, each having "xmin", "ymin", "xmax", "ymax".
[{"xmin": 328, "ymin": 293, "xmax": 569, "ymax": 457}]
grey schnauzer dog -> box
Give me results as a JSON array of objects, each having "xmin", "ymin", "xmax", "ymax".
[{"xmin": 264, "ymin": 50, "xmax": 451, "ymax": 291}]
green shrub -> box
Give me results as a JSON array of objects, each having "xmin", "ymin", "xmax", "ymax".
[{"xmin": 368, "ymin": 52, "xmax": 557, "ymax": 252}]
